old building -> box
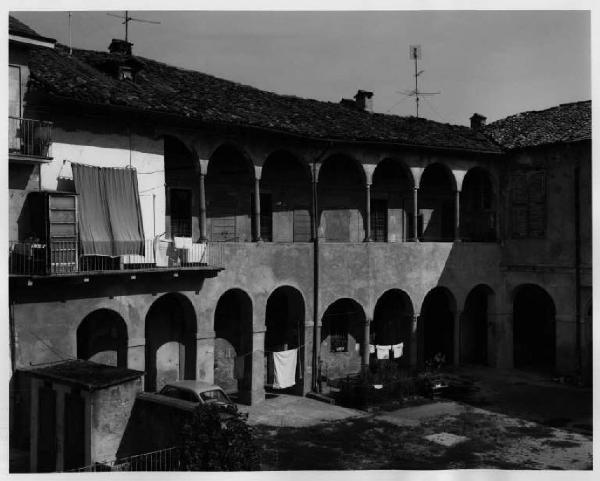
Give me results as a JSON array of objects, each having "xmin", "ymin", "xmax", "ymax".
[{"xmin": 8, "ymin": 16, "xmax": 592, "ymax": 468}]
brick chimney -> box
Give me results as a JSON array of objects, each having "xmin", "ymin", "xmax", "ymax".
[
  {"xmin": 109, "ymin": 38, "xmax": 133, "ymax": 56},
  {"xmin": 470, "ymin": 113, "xmax": 487, "ymax": 131},
  {"xmin": 354, "ymin": 90, "xmax": 374, "ymax": 113}
]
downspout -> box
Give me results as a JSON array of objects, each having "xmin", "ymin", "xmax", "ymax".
[
  {"xmin": 312, "ymin": 161, "xmax": 320, "ymax": 392},
  {"xmin": 574, "ymin": 159, "xmax": 582, "ymax": 378}
]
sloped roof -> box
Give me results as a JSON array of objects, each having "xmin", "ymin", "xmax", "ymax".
[
  {"xmin": 24, "ymin": 42, "xmax": 502, "ymax": 154},
  {"xmin": 9, "ymin": 15, "xmax": 55, "ymax": 43},
  {"xmin": 484, "ymin": 101, "xmax": 591, "ymax": 150}
]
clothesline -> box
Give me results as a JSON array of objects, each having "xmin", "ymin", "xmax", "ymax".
[{"xmin": 232, "ymin": 342, "xmax": 308, "ymax": 360}]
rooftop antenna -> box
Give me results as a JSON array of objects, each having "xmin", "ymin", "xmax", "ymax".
[
  {"xmin": 399, "ymin": 45, "xmax": 441, "ymax": 118},
  {"xmin": 106, "ymin": 11, "xmax": 161, "ymax": 43}
]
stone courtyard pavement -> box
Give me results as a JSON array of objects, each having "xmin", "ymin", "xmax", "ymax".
[{"xmin": 241, "ymin": 368, "xmax": 593, "ymax": 470}]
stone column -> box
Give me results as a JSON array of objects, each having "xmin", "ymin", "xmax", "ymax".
[
  {"xmin": 82, "ymin": 391, "xmax": 92, "ymax": 466},
  {"xmin": 362, "ymin": 319, "xmax": 371, "ymax": 373},
  {"xmin": 196, "ymin": 333, "xmax": 215, "ymax": 384},
  {"xmin": 29, "ymin": 378, "xmax": 41, "ymax": 473},
  {"xmin": 199, "ymin": 172, "xmax": 207, "ymax": 242},
  {"xmin": 127, "ymin": 338, "xmax": 145, "ymax": 373},
  {"xmin": 246, "ymin": 330, "xmax": 265, "ymax": 405},
  {"xmin": 364, "ymin": 183, "xmax": 372, "ymax": 242},
  {"xmin": 411, "ymin": 187, "xmax": 419, "ymax": 242},
  {"xmin": 454, "ymin": 189, "xmax": 461, "ymax": 242},
  {"xmin": 454, "ymin": 310, "xmax": 462, "ymax": 367},
  {"xmin": 54, "ymin": 383, "xmax": 70, "ymax": 472},
  {"xmin": 253, "ymin": 176, "xmax": 262, "ymax": 242},
  {"xmin": 410, "ymin": 314, "xmax": 419, "ymax": 368}
]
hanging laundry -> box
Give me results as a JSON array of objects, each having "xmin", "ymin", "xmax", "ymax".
[
  {"xmin": 272, "ymin": 349, "xmax": 297, "ymax": 389},
  {"xmin": 234, "ymin": 355, "xmax": 245, "ymax": 379},
  {"xmin": 369, "ymin": 344, "xmax": 376, "ymax": 354},
  {"xmin": 392, "ymin": 342, "xmax": 404, "ymax": 359},
  {"xmin": 376, "ymin": 345, "xmax": 391, "ymax": 360}
]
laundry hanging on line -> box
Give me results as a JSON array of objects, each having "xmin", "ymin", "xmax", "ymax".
[
  {"xmin": 392, "ymin": 342, "xmax": 404, "ymax": 359},
  {"xmin": 272, "ymin": 348, "xmax": 297, "ymax": 389},
  {"xmin": 374, "ymin": 343, "xmax": 404, "ymax": 359},
  {"xmin": 376, "ymin": 345, "xmax": 391, "ymax": 360}
]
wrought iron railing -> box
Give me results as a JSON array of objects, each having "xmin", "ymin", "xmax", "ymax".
[
  {"xmin": 9, "ymin": 239, "xmax": 224, "ymax": 276},
  {"xmin": 8, "ymin": 117, "xmax": 52, "ymax": 157},
  {"xmin": 69, "ymin": 446, "xmax": 181, "ymax": 472}
]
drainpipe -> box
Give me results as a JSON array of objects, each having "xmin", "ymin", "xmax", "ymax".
[
  {"xmin": 574, "ymin": 159, "xmax": 582, "ymax": 378},
  {"xmin": 311, "ymin": 160, "xmax": 320, "ymax": 392}
]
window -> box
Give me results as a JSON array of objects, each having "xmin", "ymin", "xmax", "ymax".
[
  {"xmin": 170, "ymin": 188, "xmax": 192, "ymax": 237},
  {"xmin": 511, "ymin": 170, "xmax": 546, "ymax": 238},
  {"xmin": 371, "ymin": 199, "xmax": 388, "ymax": 242}
]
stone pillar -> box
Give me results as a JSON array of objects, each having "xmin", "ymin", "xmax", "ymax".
[
  {"xmin": 410, "ymin": 314, "xmax": 419, "ymax": 368},
  {"xmin": 127, "ymin": 338, "xmax": 145, "ymax": 373},
  {"xmin": 253, "ymin": 177, "xmax": 262, "ymax": 242},
  {"xmin": 29, "ymin": 377, "xmax": 41, "ymax": 473},
  {"xmin": 362, "ymin": 319, "xmax": 371, "ymax": 372},
  {"xmin": 196, "ymin": 334, "xmax": 215, "ymax": 384},
  {"xmin": 54, "ymin": 383, "xmax": 70, "ymax": 472},
  {"xmin": 199, "ymin": 172, "xmax": 207, "ymax": 242},
  {"xmin": 411, "ymin": 187, "xmax": 419, "ymax": 242},
  {"xmin": 247, "ymin": 330, "xmax": 265, "ymax": 405},
  {"xmin": 82, "ymin": 391, "xmax": 92, "ymax": 466},
  {"xmin": 364, "ymin": 183, "xmax": 372, "ymax": 242},
  {"xmin": 454, "ymin": 310, "xmax": 462, "ymax": 367},
  {"xmin": 454, "ymin": 189, "xmax": 461, "ymax": 242}
]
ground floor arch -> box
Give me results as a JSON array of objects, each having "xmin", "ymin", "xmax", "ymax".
[
  {"xmin": 145, "ymin": 293, "xmax": 197, "ymax": 391},
  {"xmin": 461, "ymin": 284, "xmax": 494, "ymax": 365},
  {"xmin": 213, "ymin": 289, "xmax": 253, "ymax": 397},
  {"xmin": 264, "ymin": 286, "xmax": 305, "ymax": 394},
  {"xmin": 77, "ymin": 309, "xmax": 128, "ymax": 367},
  {"xmin": 320, "ymin": 298, "xmax": 366, "ymax": 380},
  {"xmin": 372, "ymin": 289, "xmax": 414, "ymax": 368},
  {"xmin": 513, "ymin": 284, "xmax": 556, "ymax": 370},
  {"xmin": 420, "ymin": 287, "xmax": 456, "ymax": 366}
]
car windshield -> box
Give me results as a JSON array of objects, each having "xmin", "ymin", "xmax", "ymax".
[{"xmin": 199, "ymin": 389, "xmax": 230, "ymax": 404}]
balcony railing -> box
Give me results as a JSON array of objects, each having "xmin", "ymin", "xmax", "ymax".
[
  {"xmin": 8, "ymin": 117, "xmax": 52, "ymax": 158},
  {"xmin": 9, "ymin": 239, "xmax": 224, "ymax": 276}
]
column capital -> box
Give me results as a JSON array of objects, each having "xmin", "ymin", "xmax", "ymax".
[{"xmin": 253, "ymin": 165, "xmax": 263, "ymax": 181}]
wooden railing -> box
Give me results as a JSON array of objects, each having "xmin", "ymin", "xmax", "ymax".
[{"xmin": 8, "ymin": 117, "xmax": 52, "ymax": 157}]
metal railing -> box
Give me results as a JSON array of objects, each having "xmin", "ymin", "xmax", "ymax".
[
  {"xmin": 9, "ymin": 239, "xmax": 224, "ymax": 276},
  {"xmin": 70, "ymin": 446, "xmax": 181, "ymax": 472},
  {"xmin": 8, "ymin": 117, "xmax": 52, "ymax": 157}
]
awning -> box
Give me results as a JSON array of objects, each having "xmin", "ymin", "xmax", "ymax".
[{"xmin": 72, "ymin": 163, "xmax": 145, "ymax": 256}]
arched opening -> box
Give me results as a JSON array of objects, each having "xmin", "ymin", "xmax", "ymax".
[
  {"xmin": 419, "ymin": 163, "xmax": 455, "ymax": 241},
  {"xmin": 77, "ymin": 309, "xmax": 128, "ymax": 367},
  {"xmin": 460, "ymin": 167, "xmax": 496, "ymax": 242},
  {"xmin": 164, "ymin": 136, "xmax": 198, "ymax": 239},
  {"xmin": 372, "ymin": 289, "xmax": 414, "ymax": 369},
  {"xmin": 513, "ymin": 284, "xmax": 556, "ymax": 371},
  {"xmin": 320, "ymin": 298, "xmax": 366, "ymax": 380},
  {"xmin": 461, "ymin": 285, "xmax": 494, "ymax": 365},
  {"xmin": 206, "ymin": 144, "xmax": 254, "ymax": 242},
  {"xmin": 421, "ymin": 286, "xmax": 456, "ymax": 366},
  {"xmin": 264, "ymin": 286, "xmax": 305, "ymax": 394},
  {"xmin": 261, "ymin": 151, "xmax": 312, "ymax": 242},
  {"xmin": 145, "ymin": 293, "xmax": 197, "ymax": 391},
  {"xmin": 318, "ymin": 154, "xmax": 365, "ymax": 242},
  {"xmin": 371, "ymin": 159, "xmax": 414, "ymax": 242},
  {"xmin": 214, "ymin": 289, "xmax": 253, "ymax": 398}
]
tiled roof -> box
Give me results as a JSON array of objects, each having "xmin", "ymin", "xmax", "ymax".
[
  {"xmin": 25, "ymin": 43, "xmax": 503, "ymax": 154},
  {"xmin": 9, "ymin": 15, "xmax": 55, "ymax": 43},
  {"xmin": 484, "ymin": 101, "xmax": 591, "ymax": 150}
]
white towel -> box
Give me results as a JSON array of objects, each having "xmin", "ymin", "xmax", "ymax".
[
  {"xmin": 369, "ymin": 344, "xmax": 376, "ymax": 354},
  {"xmin": 173, "ymin": 236, "xmax": 193, "ymax": 249},
  {"xmin": 376, "ymin": 345, "xmax": 391, "ymax": 360},
  {"xmin": 392, "ymin": 342, "xmax": 404, "ymax": 359},
  {"xmin": 272, "ymin": 349, "xmax": 297, "ymax": 389}
]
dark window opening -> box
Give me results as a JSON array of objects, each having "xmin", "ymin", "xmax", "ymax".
[
  {"xmin": 371, "ymin": 199, "xmax": 388, "ymax": 242},
  {"xmin": 170, "ymin": 188, "xmax": 192, "ymax": 237}
]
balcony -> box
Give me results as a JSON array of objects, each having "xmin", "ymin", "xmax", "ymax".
[
  {"xmin": 8, "ymin": 239, "xmax": 224, "ymax": 278},
  {"xmin": 8, "ymin": 117, "xmax": 53, "ymax": 162}
]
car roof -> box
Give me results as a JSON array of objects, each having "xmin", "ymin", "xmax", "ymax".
[{"xmin": 163, "ymin": 380, "xmax": 223, "ymax": 393}]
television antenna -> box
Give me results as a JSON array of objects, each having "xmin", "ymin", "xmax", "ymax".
[
  {"xmin": 106, "ymin": 11, "xmax": 161, "ymax": 43},
  {"xmin": 400, "ymin": 45, "xmax": 440, "ymax": 118}
]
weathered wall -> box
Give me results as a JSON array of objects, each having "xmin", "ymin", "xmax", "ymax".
[
  {"xmin": 92, "ymin": 378, "xmax": 143, "ymax": 464},
  {"xmin": 9, "ymin": 163, "xmax": 40, "ymax": 242}
]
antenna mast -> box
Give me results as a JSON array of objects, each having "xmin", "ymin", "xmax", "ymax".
[
  {"xmin": 106, "ymin": 11, "xmax": 161, "ymax": 43},
  {"xmin": 403, "ymin": 45, "xmax": 440, "ymax": 118}
]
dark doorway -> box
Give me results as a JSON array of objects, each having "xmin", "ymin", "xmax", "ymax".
[
  {"xmin": 145, "ymin": 294, "xmax": 197, "ymax": 392},
  {"xmin": 63, "ymin": 390, "xmax": 85, "ymax": 470},
  {"xmin": 214, "ymin": 289, "xmax": 253, "ymax": 399},
  {"xmin": 421, "ymin": 287, "xmax": 456, "ymax": 365},
  {"xmin": 513, "ymin": 285, "xmax": 556, "ymax": 370},
  {"xmin": 169, "ymin": 188, "xmax": 192, "ymax": 237},
  {"xmin": 264, "ymin": 286, "xmax": 305, "ymax": 394},
  {"xmin": 37, "ymin": 384, "xmax": 56, "ymax": 472},
  {"xmin": 419, "ymin": 164, "xmax": 455, "ymax": 241},
  {"xmin": 461, "ymin": 285, "xmax": 493, "ymax": 365}
]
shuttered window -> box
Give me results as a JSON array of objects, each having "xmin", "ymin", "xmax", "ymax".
[{"xmin": 511, "ymin": 170, "xmax": 546, "ymax": 238}]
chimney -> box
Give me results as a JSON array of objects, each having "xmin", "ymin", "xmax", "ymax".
[
  {"xmin": 109, "ymin": 38, "xmax": 133, "ymax": 56},
  {"xmin": 470, "ymin": 113, "xmax": 487, "ymax": 131},
  {"xmin": 354, "ymin": 90, "xmax": 374, "ymax": 113}
]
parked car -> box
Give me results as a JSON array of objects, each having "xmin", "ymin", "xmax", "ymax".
[{"xmin": 157, "ymin": 380, "xmax": 248, "ymax": 420}]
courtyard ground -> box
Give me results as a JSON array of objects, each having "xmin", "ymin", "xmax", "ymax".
[{"xmin": 240, "ymin": 366, "xmax": 593, "ymax": 470}]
